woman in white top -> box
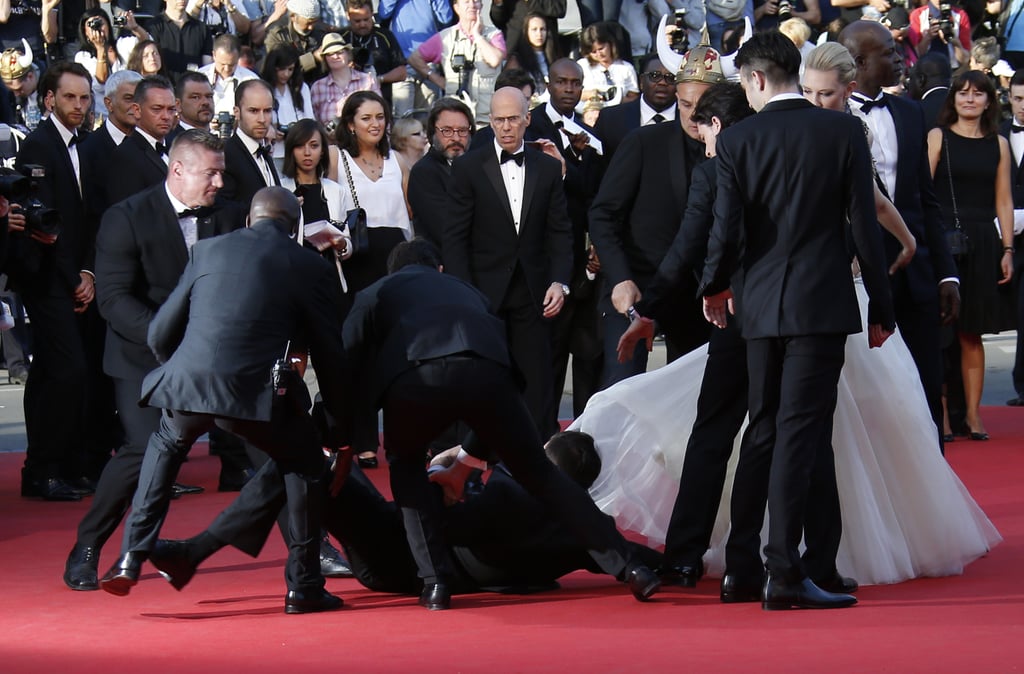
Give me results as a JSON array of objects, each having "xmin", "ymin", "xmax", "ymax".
[
  {"xmin": 261, "ymin": 45, "xmax": 314, "ymax": 166},
  {"xmin": 74, "ymin": 9, "xmax": 125, "ymax": 122},
  {"xmin": 334, "ymin": 90, "xmax": 412, "ymax": 468},
  {"xmin": 576, "ymin": 21, "xmax": 639, "ymax": 113}
]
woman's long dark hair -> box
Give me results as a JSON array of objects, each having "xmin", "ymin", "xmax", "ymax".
[
  {"xmin": 282, "ymin": 119, "xmax": 331, "ymax": 179},
  {"xmin": 261, "ymin": 45, "xmax": 306, "ymax": 114},
  {"xmin": 509, "ymin": 13, "xmax": 559, "ymax": 83},
  {"xmin": 127, "ymin": 39, "xmax": 171, "ymax": 79},
  {"xmin": 335, "ymin": 90, "xmax": 392, "ymax": 158},
  {"xmin": 936, "ymin": 70, "xmax": 1001, "ymax": 137},
  {"xmin": 691, "ymin": 82, "xmax": 755, "ymax": 129},
  {"xmin": 77, "ymin": 9, "xmax": 121, "ymax": 62}
]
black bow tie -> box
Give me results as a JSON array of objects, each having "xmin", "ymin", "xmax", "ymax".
[
  {"xmin": 500, "ymin": 150, "xmax": 524, "ymax": 166},
  {"xmin": 67, "ymin": 134, "xmax": 81, "ymax": 147},
  {"xmin": 255, "ymin": 145, "xmax": 273, "ymax": 161},
  {"xmin": 177, "ymin": 206, "xmax": 212, "ymax": 219},
  {"xmin": 155, "ymin": 142, "xmax": 168, "ymax": 156},
  {"xmin": 854, "ymin": 95, "xmax": 888, "ymax": 113},
  {"xmin": 1012, "ymin": 124, "xmax": 1024, "ymax": 133}
]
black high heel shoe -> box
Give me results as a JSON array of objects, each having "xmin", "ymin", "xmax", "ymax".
[{"xmin": 357, "ymin": 453, "xmax": 379, "ymax": 469}]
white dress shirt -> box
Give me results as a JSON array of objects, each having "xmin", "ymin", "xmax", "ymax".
[
  {"xmin": 237, "ymin": 130, "xmax": 276, "ymax": 186},
  {"xmin": 849, "ymin": 92, "xmax": 898, "ymax": 199},
  {"xmin": 640, "ymin": 98, "xmax": 675, "ymax": 126},
  {"xmin": 50, "ymin": 114, "xmax": 82, "ymax": 194},
  {"xmin": 494, "ymin": 139, "xmax": 525, "ymax": 233},
  {"xmin": 165, "ymin": 185, "xmax": 199, "ymax": 250},
  {"xmin": 105, "ymin": 118, "xmax": 128, "ymax": 146},
  {"xmin": 198, "ymin": 63, "xmax": 259, "ymax": 115}
]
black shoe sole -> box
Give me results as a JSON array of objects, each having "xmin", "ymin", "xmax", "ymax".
[
  {"xmin": 762, "ymin": 598, "xmax": 857, "ymax": 610},
  {"xmin": 100, "ymin": 574, "xmax": 137, "ymax": 597}
]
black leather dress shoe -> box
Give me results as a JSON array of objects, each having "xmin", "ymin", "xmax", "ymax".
[
  {"xmin": 762, "ymin": 574, "xmax": 857, "ymax": 610},
  {"xmin": 356, "ymin": 453, "xmax": 379, "ymax": 469},
  {"xmin": 65, "ymin": 476, "xmax": 97, "ymax": 496},
  {"xmin": 1007, "ymin": 396, "xmax": 1024, "ymax": 407},
  {"xmin": 627, "ymin": 565, "xmax": 661, "ymax": 602},
  {"xmin": 217, "ymin": 466, "xmax": 256, "ymax": 492},
  {"xmin": 170, "ymin": 482, "xmax": 205, "ymax": 499},
  {"xmin": 64, "ymin": 544, "xmax": 100, "ymax": 591},
  {"xmin": 100, "ymin": 552, "xmax": 148, "ymax": 596},
  {"xmin": 320, "ymin": 536, "xmax": 354, "ymax": 578},
  {"xmin": 660, "ymin": 563, "xmax": 703, "ymax": 588},
  {"xmin": 720, "ymin": 573, "xmax": 763, "ymax": 603},
  {"xmin": 284, "ymin": 589, "xmax": 344, "ymax": 614},
  {"xmin": 813, "ymin": 572, "xmax": 859, "ymax": 594},
  {"xmin": 150, "ymin": 540, "xmax": 198, "ymax": 591},
  {"xmin": 419, "ymin": 583, "xmax": 451, "ymax": 610},
  {"xmin": 21, "ymin": 472, "xmax": 82, "ymax": 501}
]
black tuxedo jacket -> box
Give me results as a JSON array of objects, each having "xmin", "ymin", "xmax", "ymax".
[
  {"xmin": 883, "ymin": 93, "xmax": 958, "ymax": 305},
  {"xmin": 919, "ymin": 87, "xmax": 948, "ymax": 130},
  {"xmin": 999, "ymin": 119, "xmax": 1024, "ymax": 206},
  {"xmin": 343, "ymin": 264, "xmax": 511, "ymax": 407},
  {"xmin": 589, "ymin": 120, "xmax": 704, "ymax": 290},
  {"xmin": 11, "ymin": 117, "xmax": 92, "ymax": 294},
  {"xmin": 593, "ymin": 98, "xmax": 641, "ymax": 162},
  {"xmin": 444, "ymin": 145, "xmax": 573, "ymax": 310},
  {"xmin": 78, "ymin": 122, "xmax": 119, "ymax": 231},
  {"xmin": 107, "ymin": 131, "xmax": 169, "ymax": 206},
  {"xmin": 222, "ymin": 133, "xmax": 281, "ymax": 206},
  {"xmin": 95, "ymin": 183, "xmax": 245, "ymax": 380},
  {"xmin": 407, "ymin": 148, "xmax": 452, "ymax": 247},
  {"xmin": 526, "ymin": 109, "xmax": 600, "ymax": 279},
  {"xmin": 140, "ymin": 219, "xmax": 350, "ymax": 423},
  {"xmin": 702, "ymin": 98, "xmax": 895, "ymax": 338}
]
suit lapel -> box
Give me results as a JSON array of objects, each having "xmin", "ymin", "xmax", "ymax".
[
  {"xmin": 667, "ymin": 126, "xmax": 688, "ymax": 215},
  {"xmin": 153, "ymin": 188, "xmax": 190, "ymax": 268},
  {"xmin": 42, "ymin": 119, "xmax": 82, "ymax": 203},
  {"xmin": 482, "ymin": 152, "xmax": 515, "ymax": 227},
  {"xmin": 521, "ymin": 150, "xmax": 538, "ymax": 230},
  {"xmin": 136, "ymin": 133, "xmax": 169, "ymax": 177}
]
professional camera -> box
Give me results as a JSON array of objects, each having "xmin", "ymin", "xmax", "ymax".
[
  {"xmin": 0, "ymin": 164, "xmax": 61, "ymax": 238},
  {"xmin": 112, "ymin": 15, "xmax": 127, "ymax": 28},
  {"xmin": 214, "ymin": 111, "xmax": 236, "ymax": 139},
  {"xmin": 450, "ymin": 53, "xmax": 473, "ymax": 73},
  {"xmin": 938, "ymin": 2, "xmax": 955, "ymax": 37},
  {"xmin": 87, "ymin": 16, "xmax": 105, "ymax": 31},
  {"xmin": 598, "ymin": 86, "xmax": 618, "ymax": 102},
  {"xmin": 278, "ymin": 123, "xmax": 293, "ymax": 137},
  {"xmin": 670, "ymin": 9, "xmax": 689, "ymax": 54},
  {"xmin": 778, "ymin": 0, "xmax": 794, "ymax": 23}
]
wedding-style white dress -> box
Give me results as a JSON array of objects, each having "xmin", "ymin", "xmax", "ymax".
[{"xmin": 569, "ymin": 279, "xmax": 1002, "ymax": 585}]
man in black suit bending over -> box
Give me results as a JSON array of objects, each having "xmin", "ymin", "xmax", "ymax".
[
  {"xmin": 840, "ymin": 21, "xmax": 960, "ymax": 450},
  {"xmin": 63, "ymin": 131, "xmax": 246, "ymax": 592},
  {"xmin": 107, "ymin": 76, "xmax": 178, "ymax": 205},
  {"xmin": 99, "ymin": 187, "xmax": 351, "ymax": 615},
  {"xmin": 700, "ymin": 31, "xmax": 895, "ymax": 610},
  {"xmin": 12, "ymin": 62, "xmax": 97, "ymax": 501},
  {"xmin": 343, "ymin": 239, "xmax": 660, "ymax": 610},
  {"xmin": 444, "ymin": 86, "xmax": 573, "ymax": 437},
  {"xmin": 593, "ymin": 54, "xmax": 677, "ymax": 161},
  {"xmin": 221, "ymin": 79, "xmax": 281, "ymax": 207}
]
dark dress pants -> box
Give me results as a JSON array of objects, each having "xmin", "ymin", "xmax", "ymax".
[
  {"xmin": 121, "ymin": 403, "xmax": 327, "ymax": 592},
  {"xmin": 662, "ymin": 319, "xmax": 749, "ymax": 568},
  {"xmin": 549, "ymin": 289, "xmax": 603, "ymax": 427},
  {"xmin": 1012, "ymin": 238, "xmax": 1024, "ymax": 398},
  {"xmin": 500, "ymin": 272, "xmax": 556, "ymax": 438},
  {"xmin": 19, "ymin": 287, "xmax": 87, "ymax": 480},
  {"xmin": 744, "ymin": 334, "xmax": 846, "ymax": 585},
  {"xmin": 381, "ymin": 356, "xmax": 635, "ymax": 586}
]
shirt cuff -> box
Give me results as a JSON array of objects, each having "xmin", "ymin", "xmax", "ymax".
[
  {"xmin": 938, "ymin": 276, "xmax": 959, "ymax": 285},
  {"xmin": 456, "ymin": 448, "xmax": 488, "ymax": 471},
  {"xmin": 80, "ymin": 270, "xmax": 95, "ymax": 280}
]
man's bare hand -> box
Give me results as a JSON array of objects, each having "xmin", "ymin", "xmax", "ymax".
[
  {"xmin": 702, "ymin": 289, "xmax": 734, "ymax": 328},
  {"xmin": 74, "ymin": 273, "xmax": 95, "ymax": 312},
  {"xmin": 617, "ymin": 315, "xmax": 655, "ymax": 363},
  {"xmin": 428, "ymin": 461, "xmax": 472, "ymax": 505},
  {"xmin": 542, "ymin": 283, "xmax": 565, "ymax": 318},
  {"xmin": 938, "ymin": 280, "xmax": 960, "ymax": 326},
  {"xmin": 586, "ymin": 245, "xmax": 600, "ymax": 274},
  {"xmin": 562, "ymin": 128, "xmax": 590, "ymax": 154},
  {"xmin": 533, "ymin": 138, "xmax": 566, "ymax": 176},
  {"xmin": 868, "ymin": 323, "xmax": 893, "ymax": 348},
  {"xmin": 329, "ymin": 450, "xmax": 354, "ymax": 496},
  {"xmin": 428, "ymin": 446, "xmax": 462, "ymax": 469},
  {"xmin": 611, "ymin": 279, "xmax": 641, "ymax": 314}
]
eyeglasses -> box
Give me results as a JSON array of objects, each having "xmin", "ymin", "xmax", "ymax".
[
  {"xmin": 643, "ymin": 72, "xmax": 675, "ymax": 84},
  {"xmin": 437, "ymin": 127, "xmax": 471, "ymax": 137}
]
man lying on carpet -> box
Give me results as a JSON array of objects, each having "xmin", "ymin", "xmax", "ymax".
[{"xmin": 147, "ymin": 430, "xmax": 663, "ymax": 599}]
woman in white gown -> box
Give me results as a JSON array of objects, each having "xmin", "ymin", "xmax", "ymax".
[{"xmin": 571, "ymin": 45, "xmax": 1001, "ymax": 585}]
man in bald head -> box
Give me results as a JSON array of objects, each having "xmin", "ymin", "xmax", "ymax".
[
  {"xmin": 444, "ymin": 86, "xmax": 574, "ymax": 439},
  {"xmin": 98, "ymin": 185, "xmax": 353, "ymax": 615}
]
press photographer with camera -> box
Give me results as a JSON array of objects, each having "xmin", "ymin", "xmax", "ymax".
[
  {"xmin": 910, "ymin": 0, "xmax": 972, "ymax": 68},
  {"xmin": 754, "ymin": 0, "xmax": 820, "ymax": 31},
  {"xmin": 340, "ymin": 0, "xmax": 406, "ymax": 106},
  {"xmin": 73, "ymin": 9, "xmax": 126, "ymax": 122},
  {"xmin": 576, "ymin": 21, "xmax": 638, "ymax": 112}
]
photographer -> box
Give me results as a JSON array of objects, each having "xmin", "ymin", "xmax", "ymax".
[
  {"xmin": 754, "ymin": 0, "xmax": 821, "ymax": 31},
  {"xmin": 73, "ymin": 9, "xmax": 125, "ymax": 121},
  {"xmin": 339, "ymin": 0, "xmax": 406, "ymax": 106},
  {"xmin": 910, "ymin": 0, "xmax": 972, "ymax": 69}
]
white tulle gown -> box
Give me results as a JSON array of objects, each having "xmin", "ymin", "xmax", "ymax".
[{"xmin": 569, "ymin": 279, "xmax": 1002, "ymax": 585}]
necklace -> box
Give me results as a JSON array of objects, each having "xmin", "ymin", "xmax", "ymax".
[{"xmin": 357, "ymin": 153, "xmax": 383, "ymax": 180}]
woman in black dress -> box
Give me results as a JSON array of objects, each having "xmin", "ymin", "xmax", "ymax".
[{"xmin": 927, "ymin": 70, "xmax": 1016, "ymax": 441}]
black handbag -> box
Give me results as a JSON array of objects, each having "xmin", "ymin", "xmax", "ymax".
[
  {"xmin": 943, "ymin": 132, "xmax": 971, "ymax": 258},
  {"xmin": 339, "ymin": 150, "xmax": 370, "ymax": 256}
]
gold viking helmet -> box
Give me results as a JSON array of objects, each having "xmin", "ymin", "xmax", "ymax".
[
  {"xmin": 0, "ymin": 39, "xmax": 34, "ymax": 81},
  {"xmin": 675, "ymin": 28, "xmax": 726, "ymax": 85}
]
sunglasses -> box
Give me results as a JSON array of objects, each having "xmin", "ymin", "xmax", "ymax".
[{"xmin": 643, "ymin": 72, "xmax": 675, "ymax": 84}]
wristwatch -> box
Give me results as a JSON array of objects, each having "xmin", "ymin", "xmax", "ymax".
[{"xmin": 559, "ymin": 283, "xmax": 570, "ymax": 297}]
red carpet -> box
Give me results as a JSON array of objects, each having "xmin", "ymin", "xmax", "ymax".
[{"xmin": 1, "ymin": 408, "xmax": 1022, "ymax": 673}]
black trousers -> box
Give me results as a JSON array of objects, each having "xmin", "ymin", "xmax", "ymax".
[
  {"xmin": 549, "ymin": 289, "xmax": 603, "ymax": 426},
  {"xmin": 499, "ymin": 272, "xmax": 555, "ymax": 438},
  {"xmin": 743, "ymin": 334, "xmax": 846, "ymax": 584},
  {"xmin": 120, "ymin": 404, "xmax": 326, "ymax": 592},
  {"xmin": 382, "ymin": 356, "xmax": 635, "ymax": 585}
]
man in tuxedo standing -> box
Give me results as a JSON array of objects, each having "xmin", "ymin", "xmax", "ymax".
[
  {"xmin": 343, "ymin": 238, "xmax": 660, "ymax": 610},
  {"xmin": 1000, "ymin": 70, "xmax": 1024, "ymax": 407},
  {"xmin": 166, "ymin": 72, "xmax": 215, "ymax": 145},
  {"xmin": 588, "ymin": 42, "xmax": 716, "ymax": 389},
  {"xmin": 12, "ymin": 62, "xmax": 97, "ymax": 501},
  {"xmin": 63, "ymin": 130, "xmax": 247, "ymax": 592},
  {"xmin": 222, "ymin": 79, "xmax": 281, "ymax": 207},
  {"xmin": 444, "ymin": 86, "xmax": 573, "ymax": 437},
  {"xmin": 526, "ymin": 57, "xmax": 604, "ymax": 423},
  {"xmin": 593, "ymin": 55, "xmax": 677, "ymax": 161},
  {"xmin": 700, "ymin": 31, "xmax": 895, "ymax": 610},
  {"xmin": 107, "ymin": 76, "xmax": 178, "ymax": 205},
  {"xmin": 841, "ymin": 21, "xmax": 961, "ymax": 449},
  {"xmin": 99, "ymin": 187, "xmax": 352, "ymax": 615}
]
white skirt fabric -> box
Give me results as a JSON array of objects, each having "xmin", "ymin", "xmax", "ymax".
[{"xmin": 570, "ymin": 280, "xmax": 1002, "ymax": 585}]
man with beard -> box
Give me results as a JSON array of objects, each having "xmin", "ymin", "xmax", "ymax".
[
  {"xmin": 408, "ymin": 97, "xmax": 476, "ymax": 248},
  {"xmin": 222, "ymin": 79, "xmax": 281, "ymax": 206},
  {"xmin": 264, "ymin": 0, "xmax": 328, "ymax": 84},
  {"xmin": 166, "ymin": 72, "xmax": 216, "ymax": 145},
  {"xmin": 107, "ymin": 77, "xmax": 178, "ymax": 205}
]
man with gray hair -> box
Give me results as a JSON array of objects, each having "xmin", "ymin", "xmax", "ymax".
[{"xmin": 80, "ymin": 69, "xmax": 143, "ymax": 218}]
